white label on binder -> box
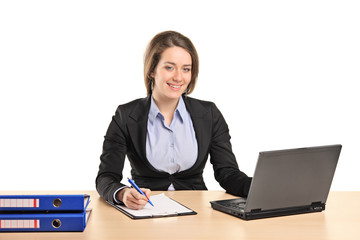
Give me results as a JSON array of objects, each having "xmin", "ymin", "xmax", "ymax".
[
  {"xmin": 0, "ymin": 199, "xmax": 39, "ymax": 208},
  {"xmin": 0, "ymin": 220, "xmax": 40, "ymax": 229}
]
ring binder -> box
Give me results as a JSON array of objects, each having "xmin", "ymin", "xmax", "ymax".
[
  {"xmin": 0, "ymin": 195, "xmax": 90, "ymax": 211},
  {"xmin": 0, "ymin": 194, "xmax": 91, "ymax": 232},
  {"xmin": 0, "ymin": 209, "xmax": 92, "ymax": 232}
]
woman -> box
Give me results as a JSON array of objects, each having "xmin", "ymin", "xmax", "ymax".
[{"xmin": 96, "ymin": 31, "xmax": 252, "ymax": 210}]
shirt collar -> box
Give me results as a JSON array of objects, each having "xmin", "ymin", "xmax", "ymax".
[
  {"xmin": 176, "ymin": 97, "xmax": 187, "ymax": 123},
  {"xmin": 148, "ymin": 96, "xmax": 187, "ymax": 125}
]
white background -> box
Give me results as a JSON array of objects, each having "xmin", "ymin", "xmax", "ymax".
[{"xmin": 1, "ymin": 0, "xmax": 359, "ymax": 191}]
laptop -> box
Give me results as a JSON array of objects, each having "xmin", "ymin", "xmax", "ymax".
[{"xmin": 210, "ymin": 144, "xmax": 342, "ymax": 220}]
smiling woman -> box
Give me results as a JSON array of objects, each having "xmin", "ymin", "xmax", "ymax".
[
  {"xmin": 144, "ymin": 31, "xmax": 199, "ymax": 97},
  {"xmin": 151, "ymin": 47, "xmax": 192, "ymax": 125},
  {"xmin": 95, "ymin": 30, "xmax": 252, "ymax": 210}
]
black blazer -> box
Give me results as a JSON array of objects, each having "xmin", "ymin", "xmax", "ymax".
[{"xmin": 96, "ymin": 96, "xmax": 252, "ymax": 203}]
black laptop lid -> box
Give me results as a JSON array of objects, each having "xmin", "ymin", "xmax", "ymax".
[{"xmin": 244, "ymin": 145, "xmax": 341, "ymax": 212}]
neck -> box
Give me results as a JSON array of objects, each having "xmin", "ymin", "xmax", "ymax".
[{"xmin": 152, "ymin": 94, "xmax": 180, "ymax": 116}]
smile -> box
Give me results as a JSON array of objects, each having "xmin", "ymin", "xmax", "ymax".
[{"xmin": 168, "ymin": 83, "xmax": 181, "ymax": 89}]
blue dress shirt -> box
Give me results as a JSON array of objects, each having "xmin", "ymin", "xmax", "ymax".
[
  {"xmin": 146, "ymin": 96, "xmax": 198, "ymax": 190},
  {"xmin": 113, "ymin": 96, "xmax": 198, "ymax": 202}
]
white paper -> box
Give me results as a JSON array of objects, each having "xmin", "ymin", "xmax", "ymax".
[{"xmin": 116, "ymin": 193, "xmax": 194, "ymax": 217}]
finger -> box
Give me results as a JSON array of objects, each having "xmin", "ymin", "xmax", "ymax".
[
  {"xmin": 126, "ymin": 189, "xmax": 148, "ymax": 204},
  {"xmin": 128, "ymin": 195, "xmax": 148, "ymax": 205},
  {"xmin": 126, "ymin": 200, "xmax": 146, "ymax": 210},
  {"xmin": 130, "ymin": 188, "xmax": 148, "ymax": 201},
  {"xmin": 126, "ymin": 202, "xmax": 143, "ymax": 210},
  {"xmin": 123, "ymin": 195, "xmax": 142, "ymax": 210},
  {"xmin": 125, "ymin": 197, "xmax": 149, "ymax": 210},
  {"xmin": 141, "ymin": 188, "xmax": 151, "ymax": 199}
]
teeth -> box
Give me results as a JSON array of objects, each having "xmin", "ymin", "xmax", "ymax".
[{"xmin": 169, "ymin": 84, "xmax": 180, "ymax": 89}]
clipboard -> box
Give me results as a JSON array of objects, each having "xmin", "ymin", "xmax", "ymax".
[{"xmin": 107, "ymin": 193, "xmax": 197, "ymax": 219}]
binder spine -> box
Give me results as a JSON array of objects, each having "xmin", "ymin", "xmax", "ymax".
[
  {"xmin": 0, "ymin": 195, "xmax": 89, "ymax": 211},
  {"xmin": 0, "ymin": 212, "xmax": 88, "ymax": 232}
]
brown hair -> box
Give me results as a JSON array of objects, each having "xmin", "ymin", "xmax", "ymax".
[{"xmin": 144, "ymin": 31, "xmax": 199, "ymax": 96}]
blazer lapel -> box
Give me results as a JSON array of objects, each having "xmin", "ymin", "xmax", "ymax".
[
  {"xmin": 183, "ymin": 97, "xmax": 212, "ymax": 169},
  {"xmin": 128, "ymin": 96, "xmax": 151, "ymax": 163}
]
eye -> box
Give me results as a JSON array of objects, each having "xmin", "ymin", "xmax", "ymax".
[
  {"xmin": 183, "ymin": 67, "xmax": 191, "ymax": 72},
  {"xmin": 165, "ymin": 66, "xmax": 173, "ymax": 71}
]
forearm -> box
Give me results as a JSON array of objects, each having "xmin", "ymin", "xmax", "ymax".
[
  {"xmin": 96, "ymin": 172, "xmax": 126, "ymax": 203},
  {"xmin": 215, "ymin": 168, "xmax": 252, "ymax": 197}
]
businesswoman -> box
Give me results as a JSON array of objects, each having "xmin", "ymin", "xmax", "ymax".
[{"xmin": 96, "ymin": 31, "xmax": 252, "ymax": 210}]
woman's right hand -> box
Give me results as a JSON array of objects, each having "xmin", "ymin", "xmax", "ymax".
[{"xmin": 116, "ymin": 187, "xmax": 151, "ymax": 210}]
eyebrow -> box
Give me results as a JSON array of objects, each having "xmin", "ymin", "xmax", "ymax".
[{"xmin": 163, "ymin": 61, "xmax": 192, "ymax": 67}]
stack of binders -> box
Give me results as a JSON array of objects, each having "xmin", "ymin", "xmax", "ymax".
[{"xmin": 0, "ymin": 194, "xmax": 91, "ymax": 232}]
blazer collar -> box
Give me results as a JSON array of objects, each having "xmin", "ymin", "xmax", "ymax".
[
  {"xmin": 183, "ymin": 96, "xmax": 209, "ymax": 119},
  {"xmin": 128, "ymin": 95, "xmax": 209, "ymax": 121},
  {"xmin": 129, "ymin": 95, "xmax": 151, "ymax": 123}
]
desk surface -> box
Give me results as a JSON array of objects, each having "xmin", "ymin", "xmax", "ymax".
[{"xmin": 0, "ymin": 191, "xmax": 359, "ymax": 240}]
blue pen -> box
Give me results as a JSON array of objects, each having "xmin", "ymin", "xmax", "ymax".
[{"xmin": 127, "ymin": 178, "xmax": 154, "ymax": 207}]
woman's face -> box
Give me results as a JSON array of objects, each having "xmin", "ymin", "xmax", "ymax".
[{"xmin": 151, "ymin": 46, "xmax": 192, "ymax": 101}]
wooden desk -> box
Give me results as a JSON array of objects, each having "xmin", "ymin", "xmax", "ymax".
[{"xmin": 1, "ymin": 191, "xmax": 359, "ymax": 240}]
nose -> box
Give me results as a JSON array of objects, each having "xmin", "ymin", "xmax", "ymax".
[{"xmin": 173, "ymin": 68, "xmax": 182, "ymax": 82}]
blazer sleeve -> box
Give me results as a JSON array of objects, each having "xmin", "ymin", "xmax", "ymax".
[
  {"xmin": 209, "ymin": 103, "xmax": 252, "ymax": 197},
  {"xmin": 95, "ymin": 106, "xmax": 129, "ymax": 203}
]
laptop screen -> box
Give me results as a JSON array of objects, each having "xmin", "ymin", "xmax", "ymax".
[{"xmin": 244, "ymin": 145, "xmax": 341, "ymax": 212}]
